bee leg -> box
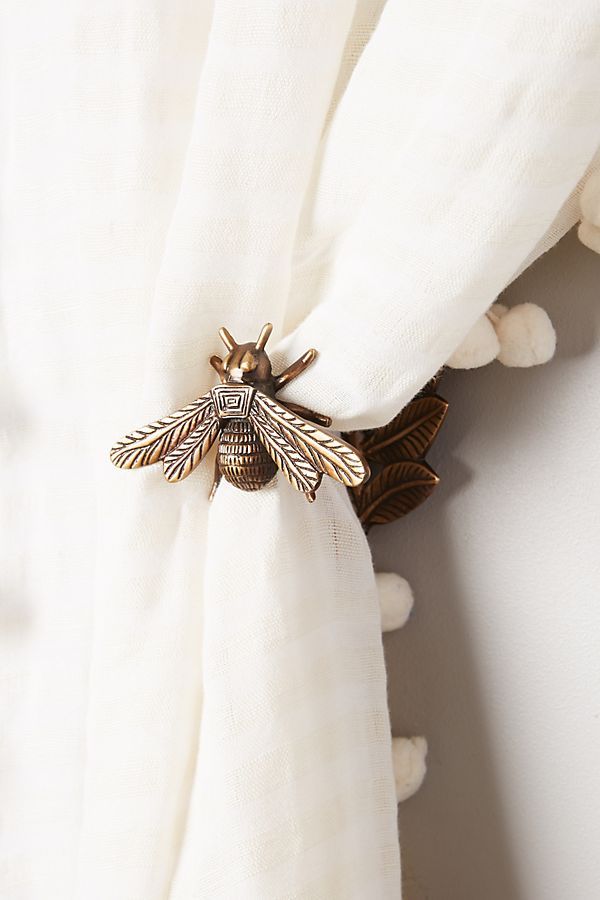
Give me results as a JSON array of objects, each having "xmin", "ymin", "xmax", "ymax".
[
  {"xmin": 210, "ymin": 355, "xmax": 226, "ymax": 382},
  {"xmin": 283, "ymin": 401, "xmax": 332, "ymax": 429},
  {"xmin": 209, "ymin": 458, "xmax": 222, "ymax": 501},
  {"xmin": 305, "ymin": 491, "xmax": 316, "ymax": 503},
  {"xmin": 274, "ymin": 348, "xmax": 317, "ymax": 391}
]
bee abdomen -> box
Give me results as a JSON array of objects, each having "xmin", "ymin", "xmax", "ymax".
[{"xmin": 219, "ymin": 419, "xmax": 276, "ymax": 492}]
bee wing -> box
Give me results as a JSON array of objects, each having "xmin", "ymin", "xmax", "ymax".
[
  {"xmin": 110, "ymin": 394, "xmax": 215, "ymax": 470},
  {"xmin": 163, "ymin": 415, "xmax": 220, "ymax": 482},
  {"xmin": 251, "ymin": 391, "xmax": 369, "ymax": 491},
  {"xmin": 250, "ymin": 399, "xmax": 322, "ymax": 496}
]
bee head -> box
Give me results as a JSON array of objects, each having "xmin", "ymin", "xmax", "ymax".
[{"xmin": 215, "ymin": 323, "xmax": 273, "ymax": 385}]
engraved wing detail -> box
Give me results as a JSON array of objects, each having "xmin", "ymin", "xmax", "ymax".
[
  {"xmin": 163, "ymin": 415, "xmax": 220, "ymax": 482},
  {"xmin": 110, "ymin": 394, "xmax": 215, "ymax": 470},
  {"xmin": 251, "ymin": 402, "xmax": 322, "ymax": 496},
  {"xmin": 251, "ymin": 392, "xmax": 369, "ymax": 492}
]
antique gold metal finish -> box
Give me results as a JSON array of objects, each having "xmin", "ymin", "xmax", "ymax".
[
  {"xmin": 344, "ymin": 372, "xmax": 448, "ymax": 530},
  {"xmin": 110, "ymin": 324, "xmax": 369, "ymax": 502}
]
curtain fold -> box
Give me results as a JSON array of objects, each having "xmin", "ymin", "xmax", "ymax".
[
  {"xmin": 170, "ymin": 481, "xmax": 398, "ymax": 898},
  {"xmin": 75, "ymin": 2, "xmax": 401, "ymax": 898},
  {"xmin": 276, "ymin": 0, "xmax": 600, "ymax": 429}
]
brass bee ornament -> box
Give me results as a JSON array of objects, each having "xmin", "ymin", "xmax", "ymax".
[{"xmin": 110, "ymin": 323, "xmax": 369, "ymax": 502}]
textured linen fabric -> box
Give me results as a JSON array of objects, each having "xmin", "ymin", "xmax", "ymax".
[{"xmin": 1, "ymin": 2, "xmax": 600, "ymax": 899}]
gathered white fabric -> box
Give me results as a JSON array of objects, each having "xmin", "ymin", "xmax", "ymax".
[{"xmin": 2, "ymin": 2, "xmax": 600, "ymax": 898}]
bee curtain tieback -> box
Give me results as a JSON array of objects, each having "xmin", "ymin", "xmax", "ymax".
[{"xmin": 110, "ymin": 323, "xmax": 369, "ymax": 502}]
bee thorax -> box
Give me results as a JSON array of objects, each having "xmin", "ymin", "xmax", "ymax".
[{"xmin": 218, "ymin": 419, "xmax": 276, "ymax": 491}]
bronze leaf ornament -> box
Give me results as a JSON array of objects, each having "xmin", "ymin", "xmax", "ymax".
[{"xmin": 344, "ymin": 372, "xmax": 447, "ymax": 531}]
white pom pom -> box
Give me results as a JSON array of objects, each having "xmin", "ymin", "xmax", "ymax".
[
  {"xmin": 375, "ymin": 572, "xmax": 414, "ymax": 632},
  {"xmin": 580, "ymin": 168, "xmax": 600, "ymax": 227},
  {"xmin": 486, "ymin": 302, "xmax": 508, "ymax": 325},
  {"xmin": 392, "ymin": 736, "xmax": 428, "ymax": 802},
  {"xmin": 578, "ymin": 219, "xmax": 600, "ymax": 255},
  {"xmin": 447, "ymin": 314, "xmax": 500, "ymax": 369},
  {"xmin": 495, "ymin": 303, "xmax": 556, "ymax": 367}
]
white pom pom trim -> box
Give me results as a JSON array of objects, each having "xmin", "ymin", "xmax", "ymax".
[
  {"xmin": 446, "ymin": 314, "xmax": 500, "ymax": 369},
  {"xmin": 486, "ymin": 302, "xmax": 508, "ymax": 325},
  {"xmin": 579, "ymin": 168, "xmax": 600, "ymax": 228},
  {"xmin": 578, "ymin": 219, "xmax": 600, "ymax": 255},
  {"xmin": 375, "ymin": 572, "xmax": 414, "ymax": 632},
  {"xmin": 495, "ymin": 302, "xmax": 556, "ymax": 367},
  {"xmin": 392, "ymin": 736, "xmax": 428, "ymax": 802},
  {"xmin": 577, "ymin": 169, "xmax": 600, "ymax": 254}
]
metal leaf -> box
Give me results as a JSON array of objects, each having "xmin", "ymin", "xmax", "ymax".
[
  {"xmin": 360, "ymin": 395, "xmax": 448, "ymax": 465},
  {"xmin": 351, "ymin": 460, "xmax": 439, "ymax": 529},
  {"xmin": 417, "ymin": 367, "xmax": 446, "ymax": 397}
]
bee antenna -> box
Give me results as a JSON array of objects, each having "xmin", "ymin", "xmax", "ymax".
[
  {"xmin": 255, "ymin": 322, "xmax": 273, "ymax": 351},
  {"xmin": 218, "ymin": 327, "xmax": 237, "ymax": 351}
]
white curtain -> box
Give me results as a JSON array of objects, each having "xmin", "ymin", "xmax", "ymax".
[{"xmin": 1, "ymin": 2, "xmax": 599, "ymax": 898}]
